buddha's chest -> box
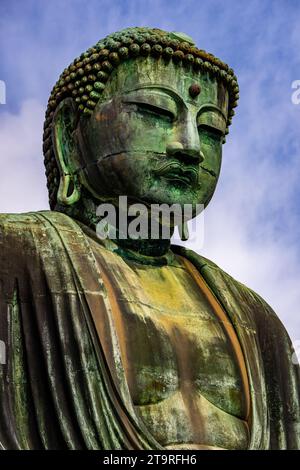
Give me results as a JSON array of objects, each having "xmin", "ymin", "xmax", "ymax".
[
  {"xmin": 118, "ymin": 292, "xmax": 249, "ymax": 449},
  {"xmin": 93, "ymin": 248, "xmax": 249, "ymax": 448},
  {"xmin": 122, "ymin": 300, "xmax": 246, "ymax": 417}
]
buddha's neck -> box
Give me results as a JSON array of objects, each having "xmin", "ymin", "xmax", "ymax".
[
  {"xmin": 56, "ymin": 192, "xmax": 173, "ymax": 262},
  {"xmin": 114, "ymin": 234, "xmax": 171, "ymax": 257},
  {"xmin": 102, "ymin": 214, "xmax": 173, "ymax": 262}
]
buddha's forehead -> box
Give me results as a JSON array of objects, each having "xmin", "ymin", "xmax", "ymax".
[{"xmin": 100, "ymin": 56, "xmax": 229, "ymax": 116}]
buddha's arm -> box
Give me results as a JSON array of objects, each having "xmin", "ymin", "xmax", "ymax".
[{"xmin": 0, "ymin": 213, "xmax": 42, "ymax": 448}]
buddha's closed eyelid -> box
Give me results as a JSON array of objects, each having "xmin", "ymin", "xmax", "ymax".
[
  {"xmin": 123, "ymin": 101, "xmax": 175, "ymax": 122},
  {"xmin": 197, "ymin": 110, "xmax": 227, "ymax": 135},
  {"xmin": 122, "ymin": 92, "xmax": 177, "ymax": 118}
]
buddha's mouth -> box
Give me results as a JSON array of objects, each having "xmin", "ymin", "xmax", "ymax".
[{"xmin": 153, "ymin": 161, "xmax": 198, "ymax": 186}]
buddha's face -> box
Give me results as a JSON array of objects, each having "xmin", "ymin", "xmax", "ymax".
[{"xmin": 77, "ymin": 56, "xmax": 228, "ymax": 215}]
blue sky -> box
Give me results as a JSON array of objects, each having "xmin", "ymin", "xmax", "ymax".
[{"xmin": 0, "ymin": 0, "xmax": 300, "ymax": 344}]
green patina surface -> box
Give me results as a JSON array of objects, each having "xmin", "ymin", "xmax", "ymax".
[{"xmin": 0, "ymin": 27, "xmax": 299, "ymax": 450}]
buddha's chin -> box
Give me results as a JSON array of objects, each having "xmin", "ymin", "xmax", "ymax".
[
  {"xmin": 138, "ymin": 194, "xmax": 204, "ymax": 219},
  {"xmin": 139, "ymin": 182, "xmax": 205, "ymax": 211}
]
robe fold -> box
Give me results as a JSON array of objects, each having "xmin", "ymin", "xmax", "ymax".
[{"xmin": 0, "ymin": 211, "xmax": 299, "ymax": 449}]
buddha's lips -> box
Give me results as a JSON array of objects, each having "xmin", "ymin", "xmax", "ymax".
[{"xmin": 153, "ymin": 161, "xmax": 199, "ymax": 185}]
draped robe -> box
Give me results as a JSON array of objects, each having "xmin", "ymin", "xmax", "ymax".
[{"xmin": 0, "ymin": 211, "xmax": 299, "ymax": 449}]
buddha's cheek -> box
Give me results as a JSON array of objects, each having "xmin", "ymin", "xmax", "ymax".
[
  {"xmin": 116, "ymin": 112, "xmax": 171, "ymax": 156},
  {"xmin": 79, "ymin": 150, "xmax": 154, "ymax": 199},
  {"xmin": 196, "ymin": 174, "xmax": 219, "ymax": 208},
  {"xmin": 90, "ymin": 102, "xmax": 170, "ymax": 160}
]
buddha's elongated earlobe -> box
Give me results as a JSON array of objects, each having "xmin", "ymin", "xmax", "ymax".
[
  {"xmin": 52, "ymin": 97, "xmax": 82, "ymax": 206},
  {"xmin": 178, "ymin": 220, "xmax": 189, "ymax": 241},
  {"xmin": 57, "ymin": 173, "xmax": 81, "ymax": 206}
]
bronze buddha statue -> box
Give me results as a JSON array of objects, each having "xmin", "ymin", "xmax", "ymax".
[{"xmin": 0, "ymin": 27, "xmax": 299, "ymax": 450}]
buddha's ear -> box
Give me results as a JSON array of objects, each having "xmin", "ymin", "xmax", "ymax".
[{"xmin": 52, "ymin": 98, "xmax": 81, "ymax": 206}]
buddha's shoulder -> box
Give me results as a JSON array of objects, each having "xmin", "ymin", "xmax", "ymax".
[
  {"xmin": 0, "ymin": 210, "xmax": 70, "ymax": 227},
  {"xmin": 0, "ymin": 211, "xmax": 41, "ymax": 229},
  {"xmin": 0, "ymin": 210, "xmax": 74, "ymax": 242}
]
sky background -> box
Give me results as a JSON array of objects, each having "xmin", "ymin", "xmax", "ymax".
[{"xmin": 0, "ymin": 0, "xmax": 300, "ymax": 346}]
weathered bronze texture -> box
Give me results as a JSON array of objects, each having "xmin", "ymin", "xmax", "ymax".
[
  {"xmin": 0, "ymin": 27, "xmax": 299, "ymax": 450},
  {"xmin": 43, "ymin": 27, "xmax": 238, "ymax": 210}
]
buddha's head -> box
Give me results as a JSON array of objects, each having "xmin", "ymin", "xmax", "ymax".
[{"xmin": 43, "ymin": 27, "xmax": 238, "ymax": 226}]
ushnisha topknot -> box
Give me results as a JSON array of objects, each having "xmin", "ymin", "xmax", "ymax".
[{"xmin": 43, "ymin": 27, "xmax": 239, "ymax": 209}]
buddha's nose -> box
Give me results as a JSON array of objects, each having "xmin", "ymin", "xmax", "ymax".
[
  {"xmin": 166, "ymin": 118, "xmax": 204, "ymax": 164},
  {"xmin": 166, "ymin": 142, "xmax": 204, "ymax": 164}
]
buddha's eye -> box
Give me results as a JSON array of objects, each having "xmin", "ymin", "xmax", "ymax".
[
  {"xmin": 197, "ymin": 109, "xmax": 226, "ymax": 140},
  {"xmin": 131, "ymin": 102, "xmax": 174, "ymax": 122},
  {"xmin": 198, "ymin": 123, "xmax": 224, "ymax": 140}
]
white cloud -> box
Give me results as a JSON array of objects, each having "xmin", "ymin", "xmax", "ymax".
[{"xmin": 0, "ymin": 99, "xmax": 49, "ymax": 212}]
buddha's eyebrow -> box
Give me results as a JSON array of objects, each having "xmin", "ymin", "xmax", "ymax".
[
  {"xmin": 197, "ymin": 103, "xmax": 227, "ymax": 121},
  {"xmin": 122, "ymin": 85, "xmax": 180, "ymax": 104},
  {"xmin": 121, "ymin": 87, "xmax": 227, "ymax": 119}
]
